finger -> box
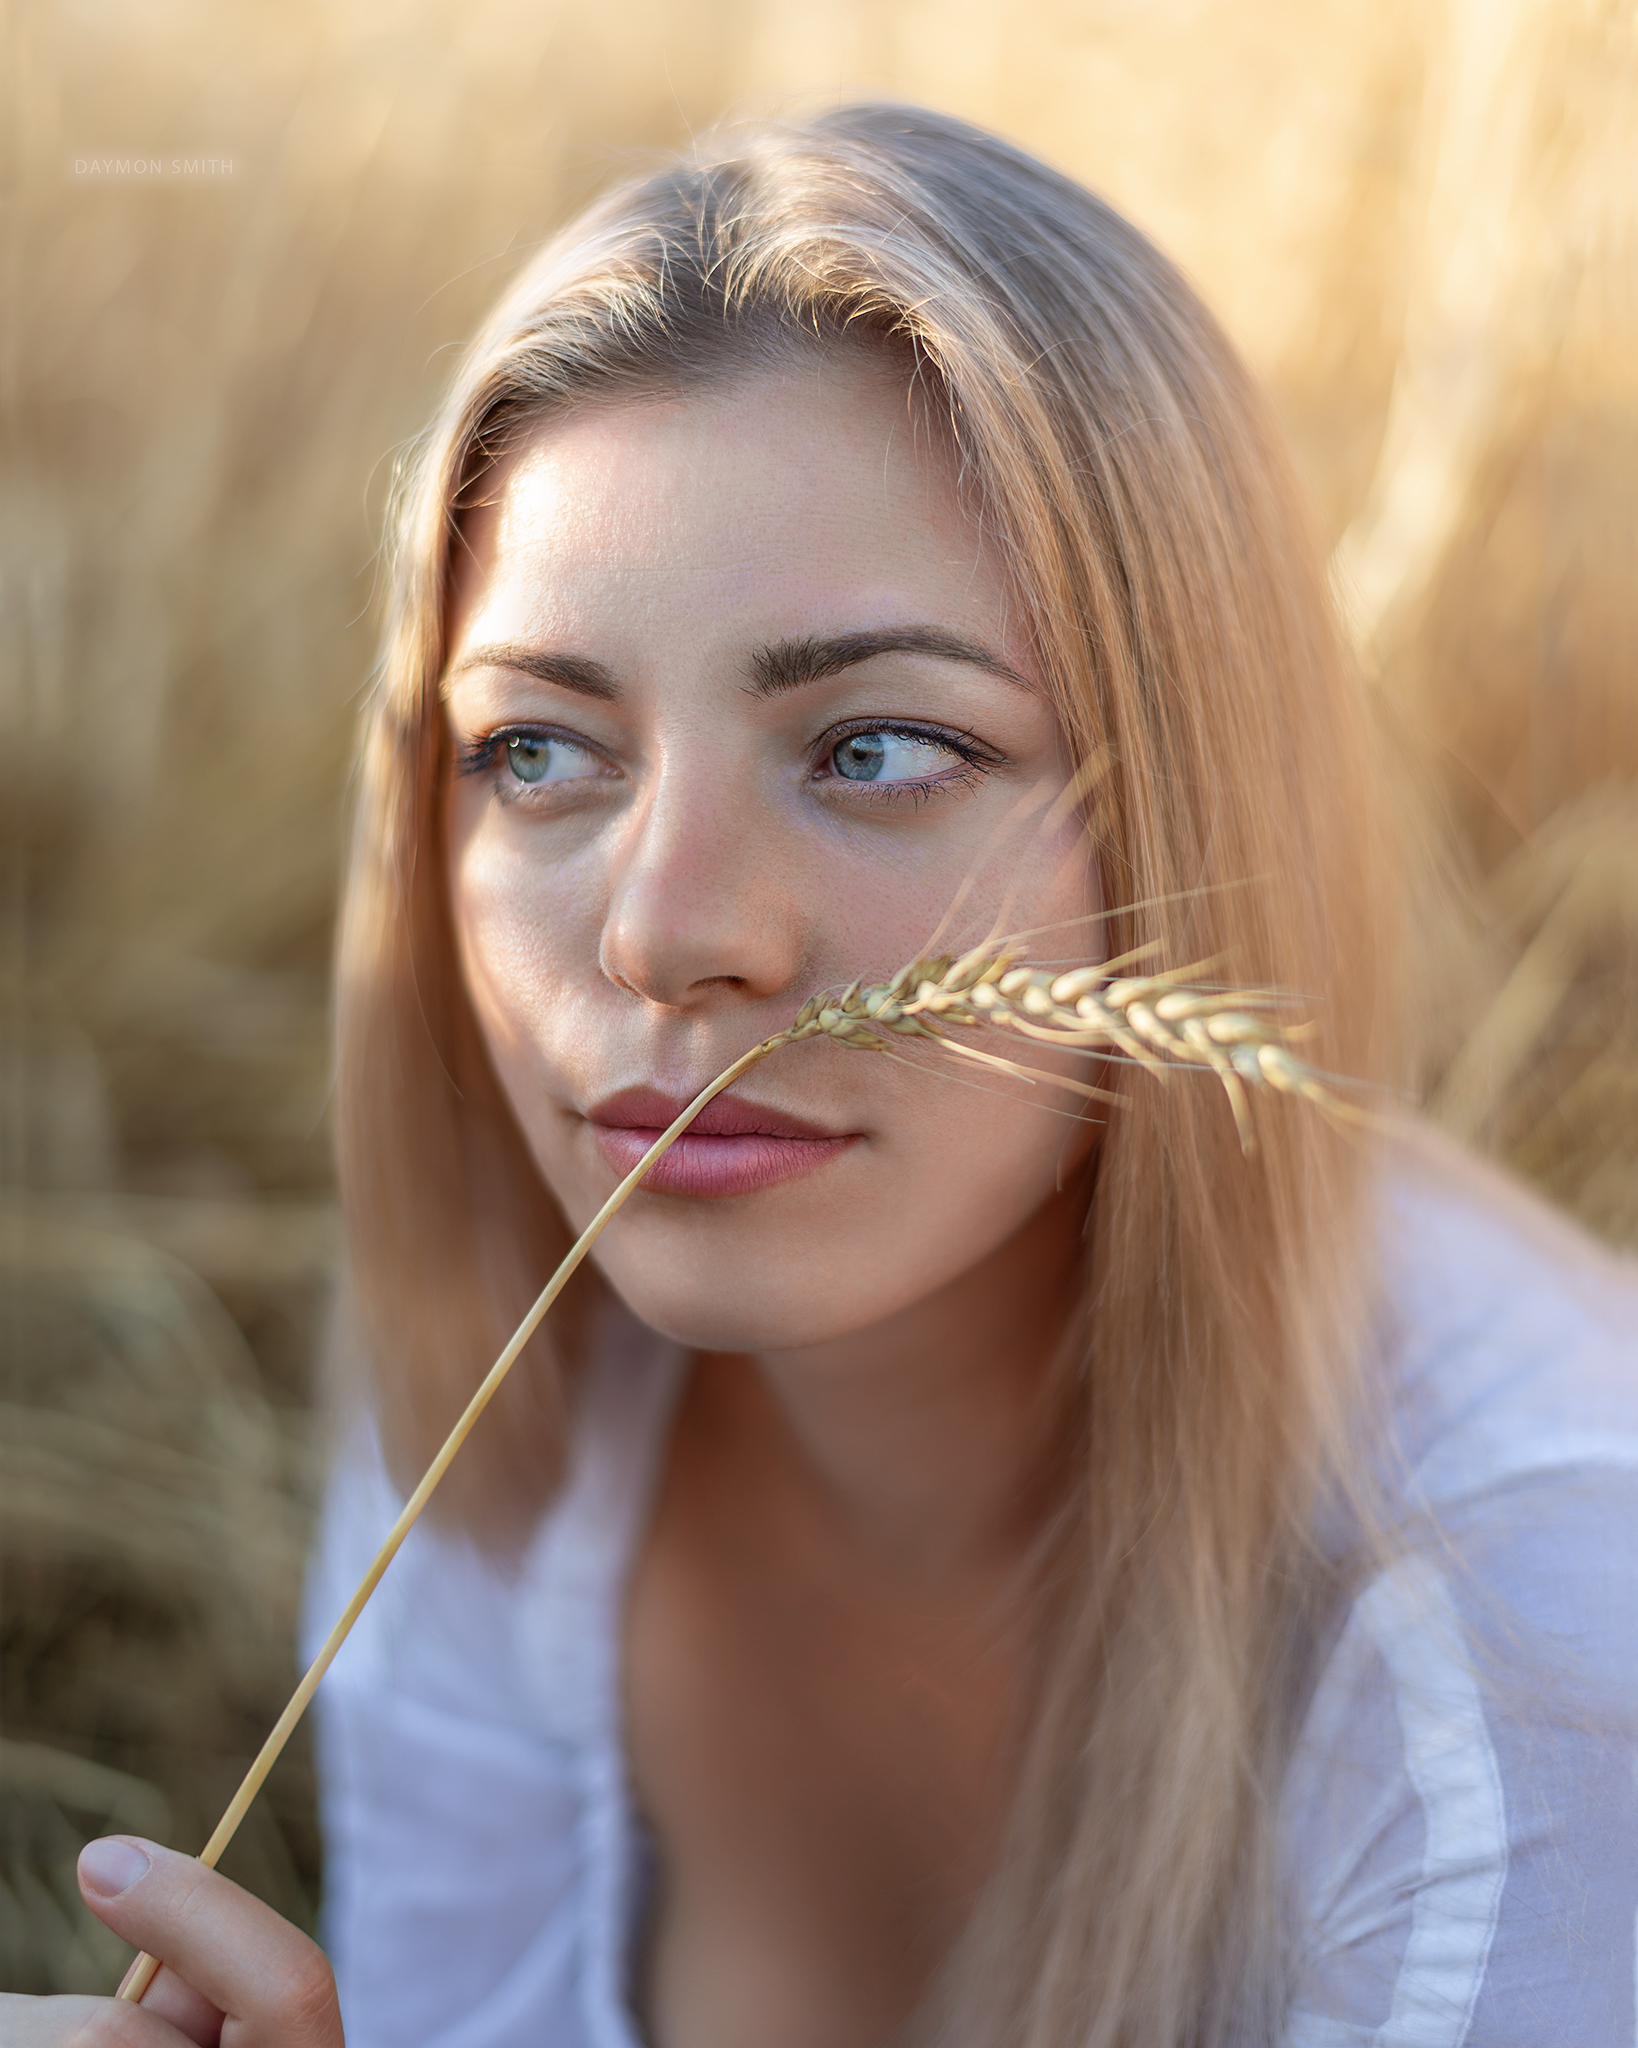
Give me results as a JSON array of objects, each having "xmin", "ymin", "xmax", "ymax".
[
  {"xmin": 0, "ymin": 1990, "xmax": 199, "ymax": 2045},
  {"xmin": 79, "ymin": 1838, "xmax": 221, "ymax": 2043},
  {"xmin": 125, "ymin": 1958, "xmax": 225, "ymax": 2047},
  {"xmin": 77, "ymin": 1839, "xmax": 340, "ymax": 2048}
]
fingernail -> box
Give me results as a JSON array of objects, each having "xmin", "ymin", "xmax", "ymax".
[{"xmin": 79, "ymin": 1837, "xmax": 152, "ymax": 1897}]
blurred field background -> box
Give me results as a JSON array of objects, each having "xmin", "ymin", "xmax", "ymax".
[{"xmin": 2, "ymin": 0, "xmax": 1635, "ymax": 1992}]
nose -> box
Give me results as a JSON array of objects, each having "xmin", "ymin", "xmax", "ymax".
[{"xmin": 599, "ymin": 755, "xmax": 809, "ymax": 1013}]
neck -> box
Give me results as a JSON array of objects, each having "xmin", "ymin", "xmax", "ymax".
[{"xmin": 726, "ymin": 1185, "xmax": 1087, "ymax": 1590}]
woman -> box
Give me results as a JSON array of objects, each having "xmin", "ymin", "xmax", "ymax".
[{"xmin": 18, "ymin": 104, "xmax": 1638, "ymax": 2048}]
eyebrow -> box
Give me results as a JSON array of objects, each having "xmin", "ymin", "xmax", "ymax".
[
  {"xmin": 747, "ymin": 626, "xmax": 1034, "ymax": 698},
  {"xmin": 446, "ymin": 624, "xmax": 1034, "ymax": 702},
  {"xmin": 445, "ymin": 644, "xmax": 621, "ymax": 700}
]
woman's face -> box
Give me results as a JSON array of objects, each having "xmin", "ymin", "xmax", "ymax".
[{"xmin": 442, "ymin": 351, "xmax": 1099, "ymax": 1352}]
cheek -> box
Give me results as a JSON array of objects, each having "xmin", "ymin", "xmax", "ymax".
[
  {"xmin": 447, "ymin": 800, "xmax": 589, "ymax": 1050},
  {"xmin": 443, "ymin": 810, "xmax": 618, "ymax": 1203},
  {"xmin": 449, "ymin": 876, "xmax": 534, "ymax": 1075}
]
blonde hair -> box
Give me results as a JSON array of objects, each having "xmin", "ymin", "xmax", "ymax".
[{"xmin": 335, "ymin": 103, "xmax": 1398, "ymax": 2047}]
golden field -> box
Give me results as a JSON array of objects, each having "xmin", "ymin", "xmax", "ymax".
[{"xmin": 1, "ymin": 0, "xmax": 1634, "ymax": 1988}]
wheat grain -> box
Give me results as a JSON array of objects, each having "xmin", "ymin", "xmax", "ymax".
[{"xmin": 784, "ymin": 938, "xmax": 1349, "ymax": 1151}]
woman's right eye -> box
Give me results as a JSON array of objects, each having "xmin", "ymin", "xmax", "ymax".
[
  {"xmin": 453, "ymin": 725, "xmax": 612, "ymax": 796},
  {"xmin": 497, "ymin": 732, "xmax": 604, "ymax": 786}
]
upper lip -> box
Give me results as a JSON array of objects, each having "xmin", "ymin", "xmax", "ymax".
[{"xmin": 586, "ymin": 1086, "xmax": 847, "ymax": 1141}]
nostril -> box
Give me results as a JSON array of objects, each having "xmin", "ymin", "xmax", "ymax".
[{"xmin": 599, "ymin": 868, "xmax": 808, "ymax": 1008}]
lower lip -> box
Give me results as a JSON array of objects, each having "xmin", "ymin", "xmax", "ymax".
[{"xmin": 591, "ymin": 1125, "xmax": 856, "ymax": 1198}]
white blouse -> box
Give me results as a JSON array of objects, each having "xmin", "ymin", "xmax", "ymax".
[{"xmin": 305, "ymin": 1149, "xmax": 1638, "ymax": 2047}]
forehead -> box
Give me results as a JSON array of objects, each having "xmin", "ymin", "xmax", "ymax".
[{"xmin": 447, "ymin": 359, "xmax": 1018, "ymax": 658}]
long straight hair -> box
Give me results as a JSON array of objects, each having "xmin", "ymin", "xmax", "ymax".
[{"xmin": 334, "ymin": 104, "xmax": 1399, "ymax": 2046}]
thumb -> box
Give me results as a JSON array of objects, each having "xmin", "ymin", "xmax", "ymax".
[{"xmin": 79, "ymin": 1836, "xmax": 338, "ymax": 2046}]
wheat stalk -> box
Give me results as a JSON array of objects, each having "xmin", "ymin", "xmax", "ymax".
[{"xmin": 116, "ymin": 937, "xmax": 1347, "ymax": 2003}]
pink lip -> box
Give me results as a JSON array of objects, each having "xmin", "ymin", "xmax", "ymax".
[{"xmin": 586, "ymin": 1086, "xmax": 858, "ymax": 1198}]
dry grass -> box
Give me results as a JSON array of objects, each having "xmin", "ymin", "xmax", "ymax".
[
  {"xmin": 0, "ymin": 1195, "xmax": 328, "ymax": 1985},
  {"xmin": 1, "ymin": 0, "xmax": 1633, "ymax": 1992}
]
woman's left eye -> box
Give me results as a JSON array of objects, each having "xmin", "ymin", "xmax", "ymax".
[{"xmin": 828, "ymin": 731, "xmax": 967, "ymax": 785}]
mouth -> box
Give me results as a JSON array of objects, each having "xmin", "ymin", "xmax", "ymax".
[{"xmin": 585, "ymin": 1085, "xmax": 859, "ymax": 1198}]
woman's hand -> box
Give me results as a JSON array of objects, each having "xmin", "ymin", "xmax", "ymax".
[{"xmin": 0, "ymin": 1837, "xmax": 342, "ymax": 2045}]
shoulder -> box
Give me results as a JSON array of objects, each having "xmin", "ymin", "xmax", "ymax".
[
  {"xmin": 1378, "ymin": 1123, "xmax": 1638, "ymax": 1509},
  {"xmin": 304, "ymin": 1313, "xmax": 689, "ymax": 1731},
  {"xmin": 1357, "ymin": 1129, "xmax": 1638, "ymax": 1753},
  {"xmin": 1282, "ymin": 1134, "xmax": 1638, "ymax": 2045}
]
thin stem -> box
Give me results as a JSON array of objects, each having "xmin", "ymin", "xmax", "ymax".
[{"xmin": 117, "ymin": 1034, "xmax": 785, "ymax": 2006}]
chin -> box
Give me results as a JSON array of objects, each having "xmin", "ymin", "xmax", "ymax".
[
  {"xmin": 595, "ymin": 1281, "xmax": 846, "ymax": 1356},
  {"xmin": 588, "ymin": 1248, "xmax": 905, "ymax": 1356}
]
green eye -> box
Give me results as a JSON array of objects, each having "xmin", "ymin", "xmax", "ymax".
[
  {"xmin": 507, "ymin": 736, "xmax": 553, "ymax": 783},
  {"xmin": 502, "ymin": 734, "xmax": 601, "ymax": 786}
]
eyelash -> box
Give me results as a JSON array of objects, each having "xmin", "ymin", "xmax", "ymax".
[
  {"xmin": 451, "ymin": 719, "xmax": 1001, "ymax": 804},
  {"xmin": 451, "ymin": 725, "xmax": 599, "ymax": 787},
  {"xmin": 814, "ymin": 718, "xmax": 999, "ymax": 805}
]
